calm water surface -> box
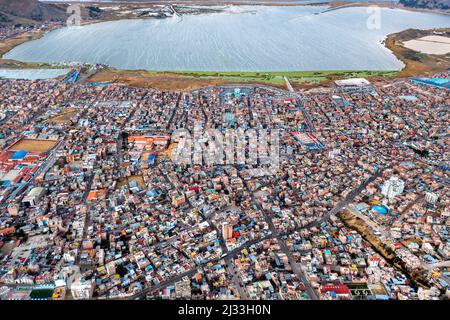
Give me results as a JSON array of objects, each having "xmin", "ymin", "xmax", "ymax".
[
  {"xmin": 0, "ymin": 68, "xmax": 70, "ymax": 80},
  {"xmin": 4, "ymin": 6, "xmax": 450, "ymax": 71}
]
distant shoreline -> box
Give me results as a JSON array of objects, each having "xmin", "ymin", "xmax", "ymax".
[
  {"xmin": 0, "ymin": 4, "xmax": 448, "ymax": 90},
  {"xmin": 41, "ymin": 0, "xmax": 450, "ymax": 15}
]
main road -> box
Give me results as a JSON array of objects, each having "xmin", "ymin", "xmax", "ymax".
[{"xmin": 242, "ymin": 175, "xmax": 319, "ymax": 300}]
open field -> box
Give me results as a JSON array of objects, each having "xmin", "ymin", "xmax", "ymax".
[
  {"xmin": 89, "ymin": 70, "xmax": 230, "ymax": 91},
  {"xmin": 8, "ymin": 139, "xmax": 57, "ymax": 153},
  {"xmin": 89, "ymin": 69, "xmax": 398, "ymax": 91}
]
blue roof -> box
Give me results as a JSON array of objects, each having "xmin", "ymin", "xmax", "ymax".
[
  {"xmin": 426, "ymin": 78, "xmax": 449, "ymax": 85},
  {"xmin": 129, "ymin": 180, "xmax": 137, "ymax": 187},
  {"xmin": 411, "ymin": 78, "xmax": 450, "ymax": 89},
  {"xmin": 398, "ymin": 95, "xmax": 417, "ymax": 101},
  {"xmin": 9, "ymin": 150, "xmax": 28, "ymax": 160},
  {"xmin": 372, "ymin": 205, "xmax": 388, "ymax": 215}
]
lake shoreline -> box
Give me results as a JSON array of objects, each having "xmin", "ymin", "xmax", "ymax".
[{"xmin": 0, "ymin": 4, "xmax": 448, "ymax": 90}]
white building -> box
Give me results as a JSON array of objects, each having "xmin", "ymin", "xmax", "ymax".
[
  {"xmin": 335, "ymin": 78, "xmax": 371, "ymax": 87},
  {"xmin": 381, "ymin": 177, "xmax": 404, "ymax": 200},
  {"xmin": 22, "ymin": 187, "xmax": 44, "ymax": 207},
  {"xmin": 63, "ymin": 252, "xmax": 76, "ymax": 263},
  {"xmin": 70, "ymin": 279, "xmax": 95, "ymax": 300},
  {"xmin": 425, "ymin": 192, "xmax": 439, "ymax": 204}
]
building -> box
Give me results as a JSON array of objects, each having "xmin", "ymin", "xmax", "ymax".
[
  {"xmin": 334, "ymin": 78, "xmax": 372, "ymax": 93},
  {"xmin": 335, "ymin": 78, "xmax": 371, "ymax": 87},
  {"xmin": 7, "ymin": 203, "xmax": 19, "ymax": 216},
  {"xmin": 320, "ymin": 284, "xmax": 351, "ymax": 300},
  {"xmin": 381, "ymin": 177, "xmax": 404, "ymax": 200},
  {"xmin": 425, "ymin": 192, "xmax": 439, "ymax": 204},
  {"xmin": 22, "ymin": 187, "xmax": 44, "ymax": 207},
  {"xmin": 175, "ymin": 278, "xmax": 191, "ymax": 299},
  {"xmin": 172, "ymin": 194, "xmax": 186, "ymax": 207},
  {"xmin": 8, "ymin": 150, "xmax": 28, "ymax": 162},
  {"xmin": 70, "ymin": 279, "xmax": 95, "ymax": 300},
  {"xmin": 222, "ymin": 222, "xmax": 233, "ymax": 240}
]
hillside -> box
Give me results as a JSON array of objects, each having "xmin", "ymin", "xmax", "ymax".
[
  {"xmin": 0, "ymin": 0, "xmax": 66, "ymax": 25},
  {"xmin": 399, "ymin": 0, "xmax": 450, "ymax": 10}
]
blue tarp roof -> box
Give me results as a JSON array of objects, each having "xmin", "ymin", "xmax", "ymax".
[{"xmin": 9, "ymin": 150, "xmax": 28, "ymax": 160}]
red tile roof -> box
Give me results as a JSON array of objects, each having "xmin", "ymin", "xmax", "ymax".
[{"xmin": 320, "ymin": 284, "xmax": 350, "ymax": 295}]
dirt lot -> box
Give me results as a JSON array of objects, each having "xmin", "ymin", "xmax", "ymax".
[
  {"xmin": 89, "ymin": 69, "xmax": 232, "ymax": 91},
  {"xmin": 116, "ymin": 175, "xmax": 146, "ymax": 189},
  {"xmin": 8, "ymin": 139, "xmax": 57, "ymax": 153},
  {"xmin": 159, "ymin": 142, "xmax": 177, "ymax": 159},
  {"xmin": 49, "ymin": 109, "xmax": 78, "ymax": 124}
]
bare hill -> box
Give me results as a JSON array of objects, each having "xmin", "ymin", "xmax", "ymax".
[{"xmin": 0, "ymin": 0, "xmax": 66, "ymax": 25}]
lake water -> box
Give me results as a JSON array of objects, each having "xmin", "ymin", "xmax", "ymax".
[
  {"xmin": 3, "ymin": 6, "xmax": 450, "ymax": 72},
  {"xmin": 0, "ymin": 68, "xmax": 70, "ymax": 80}
]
